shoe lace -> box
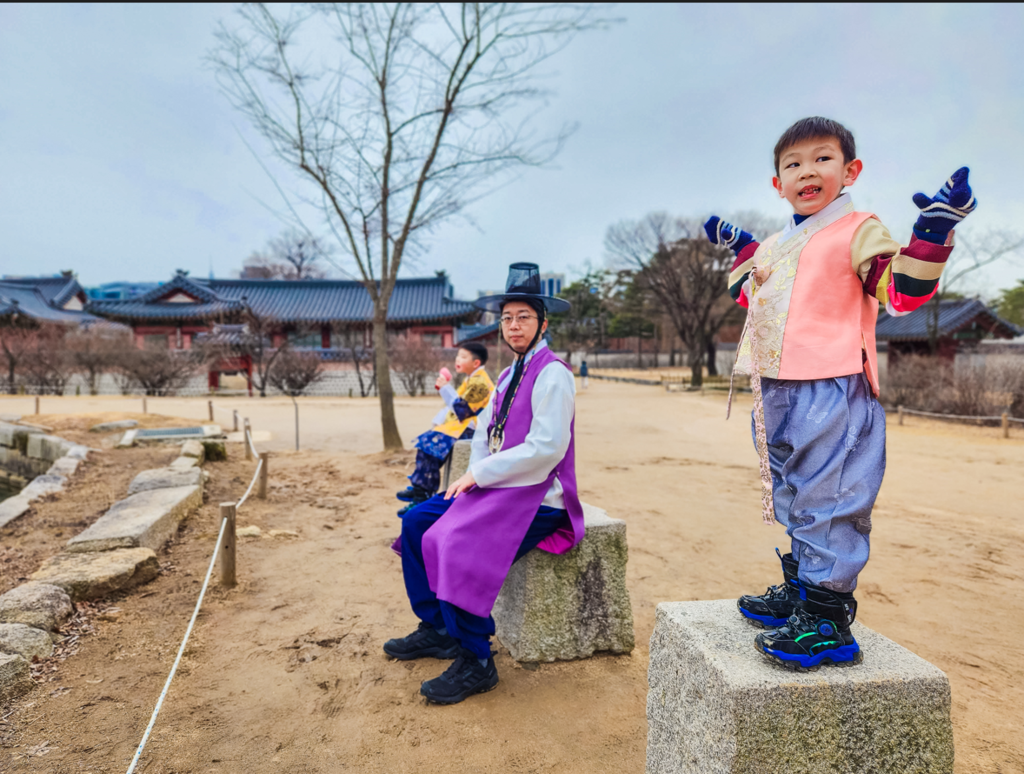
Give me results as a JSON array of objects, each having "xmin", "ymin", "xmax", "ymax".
[
  {"xmin": 441, "ymin": 652, "xmax": 470, "ymax": 681},
  {"xmin": 761, "ymin": 583, "xmax": 793, "ymax": 601}
]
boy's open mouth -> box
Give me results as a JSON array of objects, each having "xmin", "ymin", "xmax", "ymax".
[{"xmin": 798, "ymin": 186, "xmax": 821, "ymax": 198}]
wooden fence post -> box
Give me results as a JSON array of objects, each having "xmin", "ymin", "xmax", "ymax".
[
  {"xmin": 142, "ymin": 396, "xmax": 148, "ymax": 415},
  {"xmin": 1003, "ymin": 412, "xmax": 1010, "ymax": 439},
  {"xmin": 233, "ymin": 410, "xmax": 239, "ymax": 433},
  {"xmin": 219, "ymin": 502, "xmax": 236, "ymax": 587},
  {"xmin": 258, "ymin": 452, "xmax": 269, "ymax": 500},
  {"xmin": 244, "ymin": 418, "xmax": 252, "ymax": 461},
  {"xmin": 897, "ymin": 405, "xmax": 904, "ymax": 426},
  {"xmin": 208, "ymin": 400, "xmax": 214, "ymax": 421},
  {"xmin": 34, "ymin": 396, "xmax": 39, "ymax": 415}
]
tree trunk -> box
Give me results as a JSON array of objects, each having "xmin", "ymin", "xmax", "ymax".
[
  {"xmin": 707, "ymin": 339, "xmax": 718, "ymax": 377},
  {"xmin": 688, "ymin": 345, "xmax": 705, "ymax": 388},
  {"xmin": 636, "ymin": 336, "xmax": 642, "ymax": 368},
  {"xmin": 372, "ymin": 316, "xmax": 403, "ymax": 449}
]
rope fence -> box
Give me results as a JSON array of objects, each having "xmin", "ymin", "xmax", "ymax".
[
  {"xmin": 125, "ymin": 422, "xmax": 269, "ymax": 774},
  {"xmin": 896, "ymin": 405, "xmax": 1023, "ymax": 437}
]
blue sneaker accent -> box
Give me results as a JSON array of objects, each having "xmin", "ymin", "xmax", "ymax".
[
  {"xmin": 761, "ymin": 641, "xmax": 861, "ymax": 668},
  {"xmin": 738, "ymin": 607, "xmax": 789, "ymax": 628}
]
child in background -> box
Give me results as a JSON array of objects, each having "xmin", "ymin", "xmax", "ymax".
[
  {"xmin": 704, "ymin": 116, "xmax": 975, "ymax": 669},
  {"xmin": 397, "ymin": 342, "xmax": 494, "ymax": 514}
]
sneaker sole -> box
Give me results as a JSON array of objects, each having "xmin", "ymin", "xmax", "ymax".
[
  {"xmin": 383, "ymin": 643, "xmax": 461, "ymax": 661},
  {"xmin": 755, "ymin": 641, "xmax": 863, "ymax": 671},
  {"xmin": 421, "ymin": 676, "xmax": 500, "ymax": 705},
  {"xmin": 737, "ymin": 604, "xmax": 789, "ymax": 629}
]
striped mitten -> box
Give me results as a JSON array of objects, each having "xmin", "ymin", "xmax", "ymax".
[
  {"xmin": 912, "ymin": 167, "xmax": 976, "ymax": 244},
  {"xmin": 704, "ymin": 216, "xmax": 755, "ymax": 256}
]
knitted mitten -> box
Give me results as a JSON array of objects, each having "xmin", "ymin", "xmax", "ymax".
[
  {"xmin": 704, "ymin": 216, "xmax": 755, "ymax": 256},
  {"xmin": 912, "ymin": 167, "xmax": 976, "ymax": 244}
]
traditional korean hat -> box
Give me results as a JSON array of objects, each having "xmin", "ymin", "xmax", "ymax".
[{"xmin": 474, "ymin": 262, "xmax": 570, "ymax": 314}]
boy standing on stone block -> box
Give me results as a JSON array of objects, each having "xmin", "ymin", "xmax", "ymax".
[
  {"xmin": 704, "ymin": 116, "xmax": 975, "ymax": 669},
  {"xmin": 395, "ymin": 342, "xmax": 494, "ymax": 515}
]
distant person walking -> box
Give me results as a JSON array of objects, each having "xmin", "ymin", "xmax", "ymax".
[{"xmin": 579, "ymin": 359, "xmax": 589, "ymax": 390}]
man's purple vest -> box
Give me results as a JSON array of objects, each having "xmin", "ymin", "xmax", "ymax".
[{"xmin": 421, "ymin": 346, "xmax": 585, "ymax": 618}]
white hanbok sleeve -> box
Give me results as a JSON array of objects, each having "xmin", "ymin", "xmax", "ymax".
[
  {"xmin": 469, "ymin": 399, "xmax": 492, "ymax": 466},
  {"xmin": 470, "ymin": 363, "xmax": 575, "ymax": 489}
]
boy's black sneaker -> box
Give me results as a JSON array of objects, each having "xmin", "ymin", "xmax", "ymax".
[
  {"xmin": 737, "ymin": 548, "xmax": 800, "ymax": 628},
  {"xmin": 396, "ymin": 485, "xmax": 431, "ymax": 503},
  {"xmin": 754, "ymin": 581, "xmax": 861, "ymax": 670},
  {"xmin": 383, "ymin": 622, "xmax": 460, "ymax": 661},
  {"xmin": 420, "ymin": 648, "xmax": 499, "ymax": 705}
]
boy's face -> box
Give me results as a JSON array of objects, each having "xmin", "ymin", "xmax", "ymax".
[
  {"xmin": 454, "ymin": 348, "xmax": 482, "ymax": 374},
  {"xmin": 772, "ymin": 136, "xmax": 862, "ymax": 217}
]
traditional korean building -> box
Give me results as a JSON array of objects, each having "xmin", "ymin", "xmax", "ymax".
[
  {"xmin": 86, "ymin": 270, "xmax": 480, "ymax": 389},
  {"xmin": 875, "ymin": 298, "xmax": 1021, "ymax": 363},
  {"xmin": 0, "ymin": 272, "xmax": 95, "ymax": 325}
]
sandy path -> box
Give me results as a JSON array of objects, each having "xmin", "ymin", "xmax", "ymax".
[{"xmin": 1, "ymin": 383, "xmax": 1021, "ymax": 773}]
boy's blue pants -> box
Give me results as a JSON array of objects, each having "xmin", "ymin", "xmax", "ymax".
[
  {"xmin": 756, "ymin": 373, "xmax": 886, "ymax": 593},
  {"xmin": 400, "ymin": 495, "xmax": 566, "ymax": 659}
]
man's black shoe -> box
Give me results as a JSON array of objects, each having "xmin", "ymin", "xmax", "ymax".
[
  {"xmin": 383, "ymin": 622, "xmax": 460, "ymax": 661},
  {"xmin": 420, "ymin": 648, "xmax": 499, "ymax": 705},
  {"xmin": 737, "ymin": 548, "xmax": 801, "ymax": 628}
]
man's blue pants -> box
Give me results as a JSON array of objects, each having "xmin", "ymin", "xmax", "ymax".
[
  {"xmin": 400, "ymin": 494, "xmax": 566, "ymax": 659},
  {"xmin": 756, "ymin": 373, "xmax": 886, "ymax": 593}
]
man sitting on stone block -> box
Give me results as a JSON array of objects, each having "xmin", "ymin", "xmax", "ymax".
[{"xmin": 384, "ymin": 262, "xmax": 585, "ymax": 704}]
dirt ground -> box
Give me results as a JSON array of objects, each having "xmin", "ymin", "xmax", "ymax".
[{"xmin": 0, "ymin": 383, "xmax": 1022, "ymax": 773}]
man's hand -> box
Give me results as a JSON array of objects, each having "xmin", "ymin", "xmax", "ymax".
[
  {"xmin": 704, "ymin": 215, "xmax": 756, "ymax": 256},
  {"xmin": 913, "ymin": 167, "xmax": 976, "ymax": 243},
  {"xmin": 444, "ymin": 470, "xmax": 476, "ymax": 500},
  {"xmin": 435, "ymin": 374, "xmax": 451, "ymax": 390}
]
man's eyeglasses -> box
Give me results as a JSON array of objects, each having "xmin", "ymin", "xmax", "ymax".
[{"xmin": 500, "ymin": 314, "xmax": 539, "ymax": 326}]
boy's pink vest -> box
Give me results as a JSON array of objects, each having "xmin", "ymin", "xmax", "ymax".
[
  {"xmin": 778, "ymin": 211, "xmax": 880, "ymax": 394},
  {"xmin": 740, "ymin": 210, "xmax": 880, "ymax": 395}
]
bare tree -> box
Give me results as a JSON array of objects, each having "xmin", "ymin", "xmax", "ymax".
[
  {"xmin": 241, "ymin": 229, "xmax": 330, "ymax": 279},
  {"xmin": 267, "ymin": 348, "xmax": 325, "ymax": 396},
  {"xmin": 924, "ymin": 228, "xmax": 1024, "ymax": 353},
  {"xmin": 66, "ymin": 324, "xmax": 132, "ymax": 395},
  {"xmin": 390, "ymin": 335, "xmax": 441, "ymax": 396},
  {"xmin": 0, "ymin": 313, "xmax": 39, "ymax": 394},
  {"xmin": 332, "ymin": 323, "xmax": 374, "ymax": 397},
  {"xmin": 211, "ymin": 3, "xmax": 607, "ymax": 448},
  {"xmin": 115, "ymin": 345, "xmax": 201, "ymax": 396},
  {"xmin": 20, "ymin": 324, "xmax": 75, "ymax": 395}
]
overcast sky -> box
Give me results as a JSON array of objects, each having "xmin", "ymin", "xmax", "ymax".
[{"xmin": 2, "ymin": 3, "xmax": 1022, "ymax": 300}]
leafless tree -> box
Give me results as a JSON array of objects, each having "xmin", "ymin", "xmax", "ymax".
[
  {"xmin": 66, "ymin": 323, "xmax": 132, "ymax": 395},
  {"xmin": 115, "ymin": 344, "xmax": 201, "ymax": 396},
  {"xmin": 20, "ymin": 325, "xmax": 75, "ymax": 395},
  {"xmin": 211, "ymin": 3, "xmax": 607, "ymax": 448},
  {"xmin": 924, "ymin": 228, "xmax": 1024, "ymax": 353},
  {"xmin": 0, "ymin": 313, "xmax": 39, "ymax": 394},
  {"xmin": 332, "ymin": 323, "xmax": 374, "ymax": 397},
  {"xmin": 390, "ymin": 335, "xmax": 442, "ymax": 396},
  {"xmin": 267, "ymin": 348, "xmax": 325, "ymax": 396},
  {"xmin": 241, "ymin": 229, "xmax": 331, "ymax": 279},
  {"xmin": 605, "ymin": 215, "xmax": 735, "ymax": 387}
]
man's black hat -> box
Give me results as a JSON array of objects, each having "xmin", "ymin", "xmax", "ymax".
[{"xmin": 474, "ymin": 262, "xmax": 570, "ymax": 314}]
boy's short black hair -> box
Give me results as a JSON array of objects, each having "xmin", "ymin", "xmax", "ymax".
[
  {"xmin": 774, "ymin": 117, "xmax": 856, "ymax": 175},
  {"xmin": 458, "ymin": 341, "xmax": 488, "ymax": 365}
]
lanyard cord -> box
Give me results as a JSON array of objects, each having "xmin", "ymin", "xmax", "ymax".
[{"xmin": 491, "ymin": 352, "xmax": 529, "ymax": 442}]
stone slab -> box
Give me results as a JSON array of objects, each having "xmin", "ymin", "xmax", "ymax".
[
  {"xmin": 0, "ymin": 623, "xmax": 54, "ymax": 660},
  {"xmin": 0, "ymin": 653, "xmax": 33, "ymax": 702},
  {"xmin": 89, "ymin": 419, "xmax": 138, "ymax": 433},
  {"xmin": 180, "ymin": 439, "xmax": 205, "ymax": 462},
  {"xmin": 0, "ymin": 583, "xmax": 73, "ymax": 631},
  {"xmin": 64, "ymin": 444, "xmax": 90, "ymax": 460},
  {"xmin": 201, "ymin": 439, "xmax": 227, "ymax": 461},
  {"xmin": 0, "ymin": 494, "xmax": 32, "ymax": 529},
  {"xmin": 66, "ymin": 485, "xmax": 201, "ymax": 553},
  {"xmin": 26, "ymin": 434, "xmax": 70, "ymax": 463},
  {"xmin": 494, "ymin": 503, "xmax": 634, "ymax": 662},
  {"xmin": 168, "ymin": 456, "xmax": 199, "ymax": 471},
  {"xmin": 127, "ymin": 466, "xmax": 203, "ymax": 495},
  {"xmin": 20, "ymin": 474, "xmax": 67, "ymax": 499},
  {"xmin": 646, "ymin": 599, "xmax": 954, "ymax": 774},
  {"xmin": 31, "ymin": 548, "xmax": 159, "ymax": 601},
  {"xmin": 47, "ymin": 456, "xmax": 81, "ymax": 477},
  {"xmin": 0, "ymin": 422, "xmax": 42, "ymax": 452}
]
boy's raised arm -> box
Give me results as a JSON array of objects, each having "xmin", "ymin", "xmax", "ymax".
[
  {"xmin": 705, "ymin": 216, "xmax": 759, "ymax": 308},
  {"xmin": 857, "ymin": 168, "xmax": 976, "ymax": 316}
]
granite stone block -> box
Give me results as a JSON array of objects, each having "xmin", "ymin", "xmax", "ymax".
[{"xmin": 66, "ymin": 485, "xmax": 201, "ymax": 553}]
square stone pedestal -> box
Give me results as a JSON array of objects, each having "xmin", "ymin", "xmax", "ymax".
[{"xmin": 647, "ymin": 600, "xmax": 953, "ymax": 774}]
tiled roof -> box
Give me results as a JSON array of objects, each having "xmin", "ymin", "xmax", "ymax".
[
  {"xmin": 456, "ymin": 320, "xmax": 501, "ymax": 343},
  {"xmin": 876, "ymin": 298, "xmax": 1022, "ymax": 341},
  {"xmin": 0, "ymin": 275, "xmax": 86, "ymax": 308},
  {"xmin": 0, "ymin": 281, "xmax": 96, "ymax": 324},
  {"xmin": 87, "ymin": 274, "xmax": 478, "ymax": 326}
]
